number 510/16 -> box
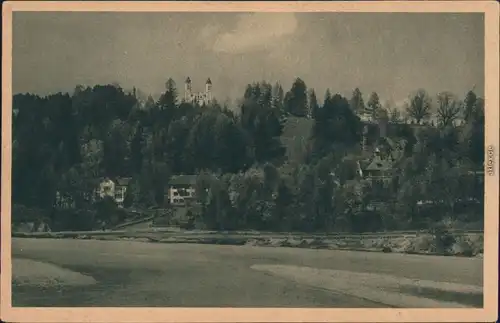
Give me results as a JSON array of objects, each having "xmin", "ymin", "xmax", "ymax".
[{"xmin": 486, "ymin": 145, "xmax": 495, "ymax": 176}]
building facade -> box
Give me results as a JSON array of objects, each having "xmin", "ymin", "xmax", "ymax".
[
  {"xmin": 54, "ymin": 177, "xmax": 131, "ymax": 209},
  {"xmin": 166, "ymin": 175, "xmax": 198, "ymax": 205},
  {"xmin": 184, "ymin": 77, "xmax": 213, "ymax": 106},
  {"xmin": 95, "ymin": 177, "xmax": 131, "ymax": 208}
]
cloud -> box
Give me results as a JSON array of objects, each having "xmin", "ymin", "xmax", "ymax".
[{"xmin": 205, "ymin": 13, "xmax": 298, "ymax": 54}]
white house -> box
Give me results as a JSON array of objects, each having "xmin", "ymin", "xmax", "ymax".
[
  {"xmin": 167, "ymin": 175, "xmax": 197, "ymax": 205},
  {"xmin": 55, "ymin": 176, "xmax": 132, "ymax": 209},
  {"xmin": 94, "ymin": 177, "xmax": 131, "ymax": 207}
]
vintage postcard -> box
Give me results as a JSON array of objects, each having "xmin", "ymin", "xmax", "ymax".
[{"xmin": 1, "ymin": 1, "xmax": 499, "ymax": 322}]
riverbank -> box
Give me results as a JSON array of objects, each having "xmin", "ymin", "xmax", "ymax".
[{"xmin": 12, "ymin": 229, "xmax": 484, "ymax": 258}]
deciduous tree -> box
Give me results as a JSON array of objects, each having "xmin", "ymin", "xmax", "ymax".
[
  {"xmin": 436, "ymin": 92, "xmax": 462, "ymax": 127},
  {"xmin": 406, "ymin": 89, "xmax": 432, "ymax": 124}
]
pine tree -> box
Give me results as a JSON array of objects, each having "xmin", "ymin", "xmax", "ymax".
[
  {"xmin": 144, "ymin": 95, "xmax": 155, "ymax": 110},
  {"xmin": 349, "ymin": 88, "xmax": 365, "ymax": 115},
  {"xmin": 324, "ymin": 89, "xmax": 332, "ymax": 105},
  {"xmin": 463, "ymin": 90, "xmax": 477, "ymax": 122},
  {"xmin": 308, "ymin": 89, "xmax": 319, "ymax": 119},
  {"xmin": 366, "ymin": 92, "xmax": 382, "ymax": 120},
  {"xmin": 284, "ymin": 78, "xmax": 308, "ymax": 117},
  {"xmin": 271, "ymin": 82, "xmax": 285, "ymax": 113},
  {"xmin": 158, "ymin": 78, "xmax": 178, "ymax": 109}
]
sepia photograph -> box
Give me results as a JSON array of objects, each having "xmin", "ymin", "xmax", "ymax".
[{"xmin": 1, "ymin": 1, "xmax": 499, "ymax": 323}]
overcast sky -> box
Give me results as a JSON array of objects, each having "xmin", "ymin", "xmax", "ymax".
[{"xmin": 13, "ymin": 12, "xmax": 484, "ymax": 108}]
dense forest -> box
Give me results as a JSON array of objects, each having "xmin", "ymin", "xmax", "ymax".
[{"xmin": 12, "ymin": 78, "xmax": 485, "ymax": 232}]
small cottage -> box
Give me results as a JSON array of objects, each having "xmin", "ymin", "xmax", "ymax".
[
  {"xmin": 94, "ymin": 177, "xmax": 131, "ymax": 208},
  {"xmin": 363, "ymin": 149, "xmax": 393, "ymax": 181}
]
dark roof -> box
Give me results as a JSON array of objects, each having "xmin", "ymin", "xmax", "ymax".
[
  {"xmin": 359, "ymin": 160, "xmax": 371, "ymax": 170},
  {"xmin": 206, "ymin": 78, "xmax": 212, "ymax": 85},
  {"xmin": 98, "ymin": 177, "xmax": 131, "ymax": 186},
  {"xmin": 364, "ymin": 155, "xmax": 393, "ymax": 171},
  {"xmin": 169, "ymin": 175, "xmax": 198, "ymax": 186},
  {"xmin": 383, "ymin": 137, "xmax": 395, "ymax": 148},
  {"xmin": 115, "ymin": 177, "xmax": 132, "ymax": 186}
]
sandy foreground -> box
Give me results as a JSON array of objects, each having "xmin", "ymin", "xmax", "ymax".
[
  {"xmin": 11, "ymin": 238, "xmax": 483, "ymax": 307},
  {"xmin": 251, "ymin": 265, "xmax": 482, "ymax": 308},
  {"xmin": 13, "ymin": 259, "xmax": 482, "ymax": 308},
  {"xmin": 12, "ymin": 258, "xmax": 97, "ymax": 287}
]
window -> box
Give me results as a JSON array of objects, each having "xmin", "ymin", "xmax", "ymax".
[
  {"xmin": 173, "ymin": 198, "xmax": 185, "ymax": 204},
  {"xmin": 114, "ymin": 187, "xmax": 124, "ymax": 200}
]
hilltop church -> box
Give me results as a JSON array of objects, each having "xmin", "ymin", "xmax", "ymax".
[{"xmin": 184, "ymin": 77, "xmax": 213, "ymax": 106}]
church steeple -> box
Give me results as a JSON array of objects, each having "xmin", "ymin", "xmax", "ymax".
[
  {"xmin": 205, "ymin": 78, "xmax": 212, "ymax": 101},
  {"xmin": 184, "ymin": 77, "xmax": 193, "ymax": 101}
]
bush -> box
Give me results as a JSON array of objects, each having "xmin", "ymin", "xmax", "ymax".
[
  {"xmin": 404, "ymin": 235, "xmax": 435, "ymax": 254},
  {"xmin": 449, "ymin": 235, "xmax": 482, "ymax": 257},
  {"xmin": 12, "ymin": 204, "xmax": 48, "ymax": 224},
  {"xmin": 181, "ymin": 210, "xmax": 196, "ymax": 230},
  {"xmin": 152, "ymin": 216, "xmax": 170, "ymax": 227},
  {"xmin": 112, "ymin": 208, "xmax": 128, "ymax": 225},
  {"xmin": 93, "ymin": 197, "xmax": 133, "ymax": 228},
  {"xmin": 432, "ymin": 227, "xmax": 456, "ymax": 253},
  {"xmin": 448, "ymin": 237, "xmax": 474, "ymax": 257},
  {"xmin": 51, "ymin": 209, "xmax": 96, "ymax": 231}
]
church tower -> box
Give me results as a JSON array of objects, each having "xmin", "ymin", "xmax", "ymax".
[
  {"xmin": 184, "ymin": 77, "xmax": 192, "ymax": 101},
  {"xmin": 205, "ymin": 78, "xmax": 212, "ymax": 102},
  {"xmin": 183, "ymin": 77, "xmax": 213, "ymax": 105}
]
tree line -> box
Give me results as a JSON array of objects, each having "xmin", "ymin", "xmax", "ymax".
[{"xmin": 12, "ymin": 77, "xmax": 485, "ymax": 232}]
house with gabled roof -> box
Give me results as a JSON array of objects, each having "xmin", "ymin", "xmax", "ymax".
[
  {"xmin": 356, "ymin": 135, "xmax": 407, "ymax": 183},
  {"xmin": 55, "ymin": 176, "xmax": 132, "ymax": 209},
  {"xmin": 167, "ymin": 175, "xmax": 198, "ymax": 206},
  {"xmin": 361, "ymin": 149, "xmax": 394, "ymax": 182}
]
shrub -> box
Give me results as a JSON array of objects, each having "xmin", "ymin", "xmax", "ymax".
[
  {"xmin": 12, "ymin": 204, "xmax": 48, "ymax": 224},
  {"xmin": 432, "ymin": 227, "xmax": 456, "ymax": 253},
  {"xmin": 152, "ymin": 216, "xmax": 170, "ymax": 227},
  {"xmin": 51, "ymin": 209, "xmax": 96, "ymax": 231},
  {"xmin": 448, "ymin": 236, "xmax": 474, "ymax": 257},
  {"xmin": 382, "ymin": 246, "xmax": 392, "ymax": 253},
  {"xmin": 448, "ymin": 235, "xmax": 482, "ymax": 257},
  {"xmin": 405, "ymin": 235, "xmax": 435, "ymax": 254}
]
